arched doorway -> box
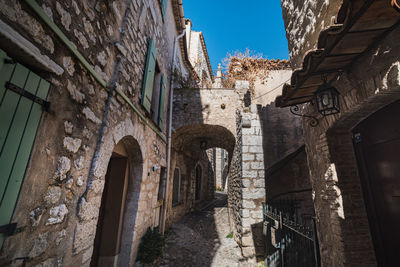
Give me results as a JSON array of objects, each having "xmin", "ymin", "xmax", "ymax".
[
  {"xmin": 353, "ymin": 100, "xmax": 400, "ymax": 266},
  {"xmin": 195, "ymin": 165, "xmax": 202, "ymax": 201},
  {"xmin": 91, "ymin": 137, "xmax": 143, "ymax": 266}
]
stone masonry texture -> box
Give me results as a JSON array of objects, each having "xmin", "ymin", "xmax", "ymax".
[{"xmin": 281, "ymin": 0, "xmax": 400, "ymax": 265}]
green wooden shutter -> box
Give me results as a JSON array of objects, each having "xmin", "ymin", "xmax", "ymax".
[
  {"xmin": 158, "ymin": 74, "xmax": 166, "ymax": 130},
  {"xmin": 141, "ymin": 39, "xmax": 157, "ymax": 114},
  {"xmin": 0, "ymin": 51, "xmax": 50, "ymax": 247},
  {"xmin": 161, "ymin": 0, "xmax": 168, "ymax": 21}
]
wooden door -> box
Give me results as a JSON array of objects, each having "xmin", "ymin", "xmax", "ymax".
[
  {"xmin": 91, "ymin": 153, "xmax": 129, "ymax": 267},
  {"xmin": 353, "ymin": 100, "xmax": 400, "ymax": 266},
  {"xmin": 0, "ymin": 50, "xmax": 49, "ymax": 247}
]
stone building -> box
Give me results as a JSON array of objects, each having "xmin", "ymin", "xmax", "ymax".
[
  {"xmin": 185, "ymin": 19, "xmax": 214, "ymax": 88},
  {"xmin": 0, "ymin": 0, "xmax": 199, "ymax": 266},
  {"xmin": 277, "ymin": 0, "xmax": 400, "ymax": 266}
]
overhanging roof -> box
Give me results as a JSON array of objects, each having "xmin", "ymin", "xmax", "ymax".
[{"xmin": 276, "ymin": 0, "xmax": 400, "ymax": 107}]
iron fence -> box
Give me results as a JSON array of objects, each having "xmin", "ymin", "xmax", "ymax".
[{"xmin": 263, "ymin": 202, "xmax": 320, "ymax": 267}]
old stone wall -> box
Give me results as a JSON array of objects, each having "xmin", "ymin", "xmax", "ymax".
[
  {"xmin": 166, "ymin": 148, "xmax": 214, "ymax": 226},
  {"xmin": 227, "ymin": 110, "xmax": 243, "ymax": 244},
  {"xmin": 0, "ymin": 0, "xmax": 189, "ymax": 266},
  {"xmin": 281, "ymin": 0, "xmax": 342, "ymax": 68},
  {"xmin": 172, "ymin": 88, "xmax": 240, "ymax": 136},
  {"xmin": 285, "ymin": 16, "xmax": 400, "ymax": 267}
]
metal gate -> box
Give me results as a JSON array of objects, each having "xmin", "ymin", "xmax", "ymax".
[{"xmin": 263, "ymin": 202, "xmax": 320, "ymax": 267}]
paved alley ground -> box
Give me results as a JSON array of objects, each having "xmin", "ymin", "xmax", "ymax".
[{"xmin": 149, "ymin": 192, "xmax": 254, "ymax": 267}]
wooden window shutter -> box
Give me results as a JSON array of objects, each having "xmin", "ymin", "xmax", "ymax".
[
  {"xmin": 141, "ymin": 39, "xmax": 157, "ymax": 114},
  {"xmin": 161, "ymin": 0, "xmax": 168, "ymax": 21},
  {"xmin": 158, "ymin": 74, "xmax": 166, "ymax": 130},
  {"xmin": 0, "ymin": 51, "xmax": 50, "ymax": 247}
]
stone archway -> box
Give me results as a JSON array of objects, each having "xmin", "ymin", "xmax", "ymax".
[{"xmin": 166, "ymin": 124, "xmax": 236, "ymax": 224}]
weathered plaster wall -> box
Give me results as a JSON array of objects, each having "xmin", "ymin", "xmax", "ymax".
[{"xmin": 0, "ymin": 0, "xmax": 189, "ymax": 266}]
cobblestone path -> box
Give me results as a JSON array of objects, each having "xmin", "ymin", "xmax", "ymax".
[{"xmin": 151, "ymin": 192, "xmax": 253, "ymax": 267}]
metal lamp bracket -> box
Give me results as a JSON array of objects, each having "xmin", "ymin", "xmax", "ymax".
[{"xmin": 290, "ymin": 105, "xmax": 319, "ymax": 127}]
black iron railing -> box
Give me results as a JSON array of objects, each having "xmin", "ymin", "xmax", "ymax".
[{"xmin": 263, "ymin": 202, "xmax": 320, "ymax": 267}]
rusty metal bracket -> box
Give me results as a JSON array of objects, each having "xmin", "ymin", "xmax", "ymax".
[{"xmin": 289, "ymin": 105, "xmax": 319, "ymax": 127}]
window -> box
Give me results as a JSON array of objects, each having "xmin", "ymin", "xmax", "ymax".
[
  {"xmin": 141, "ymin": 39, "xmax": 166, "ymax": 130},
  {"xmin": 172, "ymin": 168, "xmax": 181, "ymax": 206}
]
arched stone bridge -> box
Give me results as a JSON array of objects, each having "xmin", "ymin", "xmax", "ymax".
[{"xmin": 172, "ymin": 87, "xmax": 244, "ymax": 156}]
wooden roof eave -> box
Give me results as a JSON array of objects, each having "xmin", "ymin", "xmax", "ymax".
[{"xmin": 276, "ymin": 0, "xmax": 400, "ymax": 108}]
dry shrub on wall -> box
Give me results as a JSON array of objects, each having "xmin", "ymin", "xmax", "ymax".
[{"xmin": 222, "ymin": 48, "xmax": 291, "ymax": 93}]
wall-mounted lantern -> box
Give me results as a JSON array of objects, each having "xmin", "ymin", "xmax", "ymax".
[{"xmin": 314, "ymin": 82, "xmax": 340, "ymax": 116}]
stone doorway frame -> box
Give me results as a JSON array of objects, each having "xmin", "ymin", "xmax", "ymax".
[{"xmin": 90, "ymin": 135, "xmax": 144, "ymax": 267}]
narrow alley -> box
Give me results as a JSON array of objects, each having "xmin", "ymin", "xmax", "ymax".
[
  {"xmin": 0, "ymin": 0, "xmax": 399, "ymax": 267},
  {"xmin": 149, "ymin": 192, "xmax": 246, "ymax": 267}
]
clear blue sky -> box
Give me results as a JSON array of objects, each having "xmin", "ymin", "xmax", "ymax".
[{"xmin": 183, "ymin": 0, "xmax": 289, "ymax": 73}]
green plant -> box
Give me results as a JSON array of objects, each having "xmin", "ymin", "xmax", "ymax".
[
  {"xmin": 216, "ymin": 186, "xmax": 223, "ymax": 191},
  {"xmin": 255, "ymin": 261, "xmax": 265, "ymax": 267},
  {"xmin": 136, "ymin": 227, "xmax": 165, "ymax": 263},
  {"xmin": 226, "ymin": 232, "xmax": 233, "ymax": 238}
]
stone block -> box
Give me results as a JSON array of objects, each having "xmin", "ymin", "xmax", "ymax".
[
  {"xmin": 254, "ymin": 178, "xmax": 265, "ymax": 188},
  {"xmin": 249, "ymin": 146, "xmax": 263, "ymax": 153},
  {"xmin": 82, "ymin": 246, "xmax": 94, "ymax": 264},
  {"xmin": 256, "ymin": 153, "xmax": 264, "ymax": 161},
  {"xmin": 78, "ymin": 197, "xmax": 101, "ymax": 221},
  {"xmin": 251, "ymin": 162, "xmax": 264, "ymax": 170},
  {"xmin": 250, "ymin": 210, "xmax": 263, "ymax": 219},
  {"xmin": 242, "ymin": 170, "xmax": 257, "ymax": 178},
  {"xmin": 251, "ymin": 119, "xmax": 261, "ymax": 128},
  {"xmin": 242, "ymin": 218, "xmax": 256, "ymax": 228},
  {"xmin": 241, "ymin": 246, "xmax": 255, "ymax": 258},
  {"xmin": 73, "ymin": 219, "xmax": 97, "ymax": 254},
  {"xmin": 243, "ymin": 154, "xmax": 255, "ymax": 161},
  {"xmin": 242, "ymin": 235, "xmax": 254, "ymax": 247},
  {"xmin": 243, "ymin": 188, "xmax": 265, "ymax": 200},
  {"xmin": 242, "ymin": 127, "xmax": 254, "ymax": 135},
  {"xmin": 243, "ymin": 136, "xmax": 262, "ymax": 146},
  {"xmin": 240, "ymin": 209, "xmax": 250, "ymax": 218},
  {"xmin": 29, "ymin": 232, "xmax": 49, "ymax": 257},
  {"xmin": 242, "ymin": 162, "xmax": 250, "ymax": 171},
  {"xmin": 242, "ymin": 200, "xmax": 256, "ymax": 209},
  {"xmin": 46, "ymin": 204, "xmax": 68, "ymax": 225},
  {"xmin": 44, "ymin": 186, "xmax": 61, "ymax": 205},
  {"xmin": 53, "ymin": 156, "xmax": 71, "ymax": 181},
  {"xmin": 242, "ymin": 179, "xmax": 251, "ymax": 188}
]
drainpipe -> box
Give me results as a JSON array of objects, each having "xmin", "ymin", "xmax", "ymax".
[{"xmin": 161, "ymin": 29, "xmax": 186, "ymax": 234}]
